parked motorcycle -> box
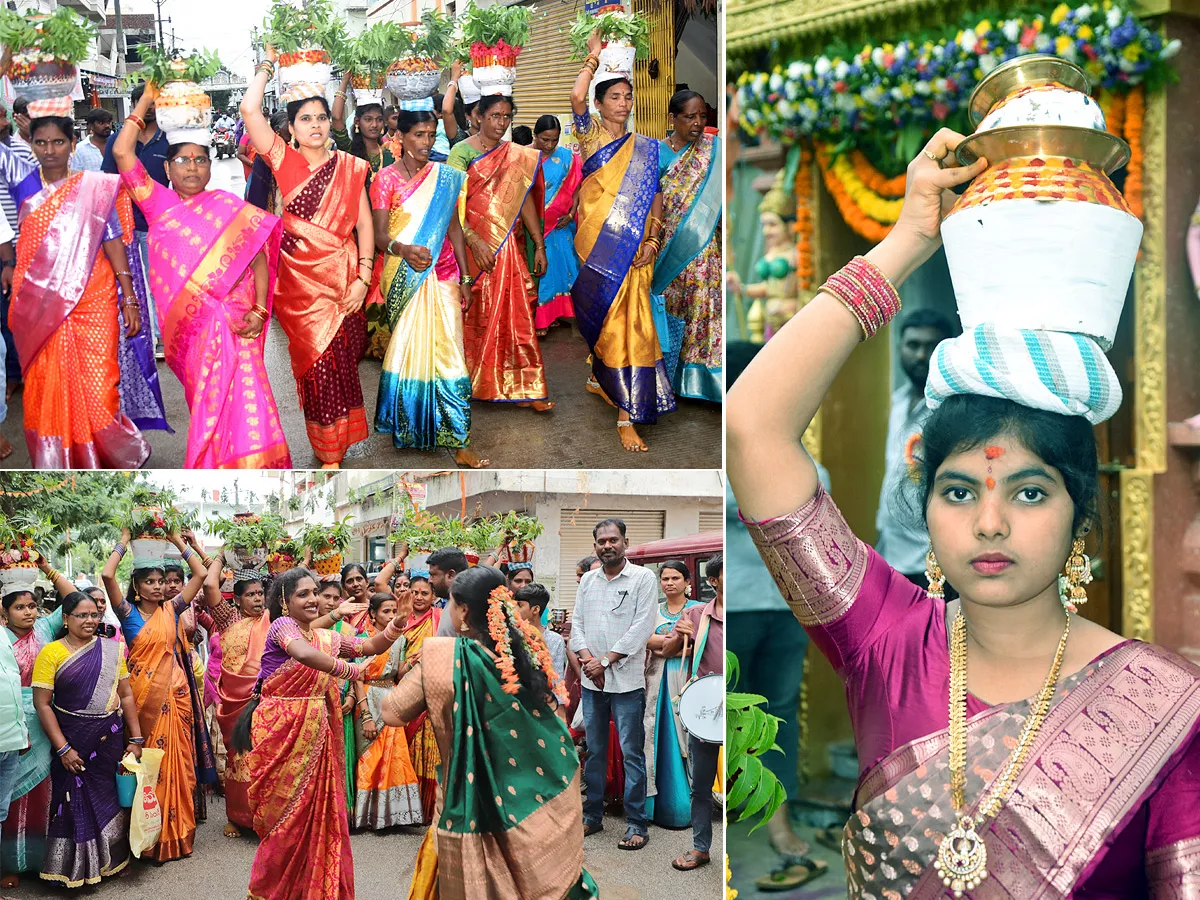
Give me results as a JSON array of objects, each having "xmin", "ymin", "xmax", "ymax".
[{"xmin": 213, "ymin": 127, "xmax": 236, "ymax": 160}]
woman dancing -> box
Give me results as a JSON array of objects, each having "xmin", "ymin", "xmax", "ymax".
[{"xmin": 728, "ymin": 129, "xmax": 1200, "ymax": 896}]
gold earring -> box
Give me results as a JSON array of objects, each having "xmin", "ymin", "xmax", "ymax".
[
  {"xmin": 459, "ymin": 621, "xmax": 470, "ymax": 633},
  {"xmin": 925, "ymin": 545, "xmax": 945, "ymax": 601},
  {"xmin": 1062, "ymin": 536, "xmax": 1092, "ymax": 614}
]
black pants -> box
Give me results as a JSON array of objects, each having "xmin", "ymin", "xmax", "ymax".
[{"xmin": 688, "ymin": 735, "xmax": 721, "ymax": 853}]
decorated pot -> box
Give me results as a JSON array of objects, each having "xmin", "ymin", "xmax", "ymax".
[
  {"xmin": 498, "ymin": 542, "xmax": 534, "ymax": 563},
  {"xmin": 597, "ymin": 41, "xmax": 635, "ymax": 79},
  {"xmin": 977, "ymin": 83, "xmax": 1106, "ymax": 134},
  {"xmin": 156, "ymin": 77, "xmax": 214, "ymax": 142},
  {"xmin": 266, "ymin": 550, "xmax": 297, "ymax": 575},
  {"xmin": 131, "ymin": 538, "xmax": 172, "ymax": 568},
  {"xmin": 386, "ymin": 59, "xmax": 441, "ymax": 101},
  {"xmin": 312, "ymin": 551, "xmax": 343, "ymax": 576},
  {"xmin": 470, "ymin": 47, "xmax": 517, "ymax": 97},
  {"xmin": 227, "ymin": 546, "xmax": 268, "ymax": 570},
  {"xmin": 0, "ymin": 567, "xmax": 39, "ymax": 588},
  {"xmin": 7, "ymin": 55, "xmax": 76, "ymax": 101},
  {"xmin": 278, "ymin": 47, "xmax": 332, "ymax": 91}
]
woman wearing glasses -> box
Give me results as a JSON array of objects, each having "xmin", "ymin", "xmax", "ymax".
[
  {"xmin": 31, "ymin": 590, "xmax": 143, "ymax": 887},
  {"xmin": 112, "ymin": 85, "xmax": 292, "ymax": 470}
]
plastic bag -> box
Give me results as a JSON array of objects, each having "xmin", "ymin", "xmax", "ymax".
[{"xmin": 124, "ymin": 747, "xmax": 164, "ymax": 858}]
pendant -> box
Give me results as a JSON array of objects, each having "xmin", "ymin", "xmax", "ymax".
[{"xmin": 934, "ymin": 816, "xmax": 987, "ymax": 897}]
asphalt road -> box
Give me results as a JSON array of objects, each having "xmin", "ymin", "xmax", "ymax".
[
  {"xmin": 0, "ymin": 158, "xmax": 722, "ymax": 471},
  {"xmin": 5, "ymin": 794, "xmax": 723, "ymax": 899}
]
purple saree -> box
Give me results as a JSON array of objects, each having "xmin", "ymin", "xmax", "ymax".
[{"xmin": 744, "ymin": 487, "xmax": 1200, "ymax": 898}]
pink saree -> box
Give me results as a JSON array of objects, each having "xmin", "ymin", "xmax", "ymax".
[
  {"xmin": 121, "ymin": 160, "xmax": 291, "ymax": 469},
  {"xmin": 744, "ymin": 487, "xmax": 1200, "ymax": 898}
]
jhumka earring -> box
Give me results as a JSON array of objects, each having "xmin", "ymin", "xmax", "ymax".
[
  {"xmin": 459, "ymin": 621, "xmax": 470, "ymax": 633},
  {"xmin": 1062, "ymin": 537, "xmax": 1092, "ymax": 613},
  {"xmin": 926, "ymin": 545, "xmax": 945, "ymax": 601}
]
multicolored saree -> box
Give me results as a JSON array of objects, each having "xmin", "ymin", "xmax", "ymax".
[
  {"xmin": 450, "ymin": 141, "xmax": 549, "ymax": 403},
  {"xmin": 401, "ymin": 608, "xmax": 442, "ymax": 822},
  {"xmin": 265, "ymin": 136, "xmax": 371, "ymax": 464},
  {"xmin": 122, "ymin": 160, "xmax": 291, "ymax": 469},
  {"xmin": 333, "ymin": 618, "xmax": 363, "ymax": 816},
  {"xmin": 214, "ymin": 610, "xmax": 270, "ymax": 831},
  {"xmin": 570, "ymin": 113, "xmax": 675, "ymax": 424},
  {"xmin": 652, "ymin": 135, "xmax": 722, "ymax": 403},
  {"xmin": 371, "ymin": 162, "xmax": 472, "ymax": 451},
  {"xmin": 355, "ymin": 638, "xmax": 423, "ymax": 830},
  {"xmin": 536, "ymin": 145, "xmax": 581, "ymax": 329},
  {"xmin": 6, "ymin": 165, "xmax": 150, "ymax": 468}
]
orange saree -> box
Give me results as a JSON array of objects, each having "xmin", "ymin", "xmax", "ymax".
[
  {"xmin": 124, "ymin": 603, "xmax": 197, "ymax": 861},
  {"xmin": 265, "ymin": 136, "xmax": 371, "ymax": 463},
  {"xmin": 214, "ymin": 612, "xmax": 269, "ymax": 830},
  {"xmin": 401, "ymin": 608, "xmax": 442, "ymax": 822},
  {"xmin": 456, "ymin": 141, "xmax": 549, "ymax": 403}
]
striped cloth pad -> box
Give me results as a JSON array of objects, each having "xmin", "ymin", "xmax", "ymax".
[{"xmin": 925, "ymin": 324, "xmax": 1122, "ymax": 424}]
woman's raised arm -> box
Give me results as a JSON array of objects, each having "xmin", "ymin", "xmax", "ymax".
[
  {"xmin": 240, "ymin": 47, "xmax": 280, "ymax": 157},
  {"xmin": 113, "ymin": 85, "xmax": 157, "ymax": 173},
  {"xmin": 102, "ymin": 528, "xmax": 133, "ymax": 618}
]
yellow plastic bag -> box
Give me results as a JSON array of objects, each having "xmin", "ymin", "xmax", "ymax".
[{"xmin": 124, "ymin": 747, "xmax": 164, "ymax": 858}]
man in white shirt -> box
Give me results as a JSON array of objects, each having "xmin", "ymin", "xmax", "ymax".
[
  {"xmin": 569, "ymin": 518, "xmax": 658, "ymax": 850},
  {"xmin": 0, "ymin": 625, "xmax": 31, "ymax": 888}
]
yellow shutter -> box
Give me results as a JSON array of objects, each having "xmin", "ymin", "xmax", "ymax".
[
  {"xmin": 557, "ymin": 508, "xmax": 665, "ymax": 611},
  {"xmin": 631, "ymin": 0, "xmax": 674, "ymax": 139},
  {"xmin": 511, "ymin": 0, "xmax": 582, "ymax": 133}
]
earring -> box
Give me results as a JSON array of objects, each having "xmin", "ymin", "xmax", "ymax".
[
  {"xmin": 925, "ymin": 545, "xmax": 945, "ymax": 601},
  {"xmin": 459, "ymin": 621, "xmax": 470, "ymax": 633},
  {"xmin": 1061, "ymin": 537, "xmax": 1092, "ymax": 613}
]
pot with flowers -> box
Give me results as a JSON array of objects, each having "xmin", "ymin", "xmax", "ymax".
[
  {"xmin": 262, "ymin": 0, "xmax": 347, "ymax": 100},
  {"xmin": 389, "ymin": 511, "xmax": 438, "ymax": 556},
  {"xmin": 465, "ymin": 517, "xmax": 504, "ymax": 566},
  {"xmin": 568, "ymin": 7, "xmax": 650, "ymax": 80},
  {"xmin": 495, "ymin": 511, "xmax": 544, "ymax": 564},
  {"xmin": 457, "ymin": 1, "xmax": 531, "ymax": 97},
  {"xmin": 120, "ymin": 488, "xmax": 188, "ymax": 568},
  {"xmin": 385, "ymin": 10, "xmax": 453, "ymax": 102},
  {"xmin": 343, "ymin": 23, "xmax": 397, "ymax": 105},
  {"xmin": 0, "ymin": 515, "xmax": 55, "ymax": 591},
  {"xmin": 135, "ymin": 46, "xmax": 223, "ymax": 146},
  {"xmin": 265, "ymin": 515, "xmax": 302, "ymax": 575},
  {"xmin": 0, "ymin": 8, "xmax": 94, "ymax": 115},
  {"xmin": 300, "ymin": 516, "xmax": 355, "ymax": 576},
  {"xmin": 209, "ymin": 512, "xmax": 272, "ymax": 571}
]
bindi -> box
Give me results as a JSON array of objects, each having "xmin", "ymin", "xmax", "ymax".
[{"xmin": 984, "ymin": 446, "xmax": 1004, "ymax": 490}]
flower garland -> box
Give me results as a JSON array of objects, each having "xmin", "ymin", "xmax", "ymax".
[
  {"xmin": 486, "ymin": 584, "xmax": 521, "ymax": 695},
  {"xmin": 1124, "ymin": 84, "xmax": 1144, "ymax": 220},
  {"xmin": 851, "ymin": 150, "xmax": 906, "ymax": 198},
  {"xmin": 513, "ymin": 615, "xmax": 570, "ymax": 705},
  {"xmin": 793, "ymin": 147, "xmax": 815, "ymax": 290},
  {"xmin": 815, "ymin": 144, "xmax": 895, "ymax": 243}
]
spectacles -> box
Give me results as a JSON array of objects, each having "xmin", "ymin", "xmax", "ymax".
[
  {"xmin": 69, "ymin": 612, "xmax": 103, "ymax": 620},
  {"xmin": 171, "ymin": 155, "xmax": 211, "ymax": 168}
]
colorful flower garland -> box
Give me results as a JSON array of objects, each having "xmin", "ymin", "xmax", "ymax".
[
  {"xmin": 815, "ymin": 144, "xmax": 894, "ymax": 243},
  {"xmin": 1124, "ymin": 84, "xmax": 1144, "ymax": 220},
  {"xmin": 485, "ymin": 584, "xmax": 569, "ymax": 704},
  {"xmin": 793, "ymin": 146, "xmax": 815, "ymax": 290}
]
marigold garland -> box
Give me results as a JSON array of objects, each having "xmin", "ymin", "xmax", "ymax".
[
  {"xmin": 1123, "ymin": 84, "xmax": 1144, "ymax": 221},
  {"xmin": 486, "ymin": 585, "xmax": 521, "ymax": 695},
  {"xmin": 815, "ymin": 145, "xmax": 895, "ymax": 243},
  {"xmin": 850, "ymin": 150, "xmax": 907, "ymax": 198},
  {"xmin": 514, "ymin": 615, "xmax": 570, "ymax": 705},
  {"xmin": 793, "ymin": 147, "xmax": 815, "ymax": 289}
]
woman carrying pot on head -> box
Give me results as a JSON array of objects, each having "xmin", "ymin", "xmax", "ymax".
[
  {"xmin": 102, "ymin": 529, "xmax": 218, "ymax": 862},
  {"xmin": 532, "ymin": 114, "xmax": 581, "ymax": 336},
  {"xmin": 31, "ymin": 590, "xmax": 144, "ymax": 887},
  {"xmin": 728, "ymin": 129, "xmax": 1200, "ymax": 896},
  {"xmin": 447, "ymin": 93, "xmax": 553, "ymax": 415},
  {"xmin": 569, "ymin": 31, "xmax": 674, "ymax": 453},
  {"xmin": 240, "ymin": 47, "xmax": 375, "ymax": 470},
  {"xmin": 372, "ymin": 109, "xmax": 488, "ymax": 468},
  {"xmin": 0, "ymin": 65, "xmax": 149, "ymax": 469},
  {"xmin": 383, "ymin": 566, "xmax": 594, "ymax": 899},
  {"xmin": 114, "ymin": 84, "xmax": 291, "ymax": 470},
  {"xmin": 441, "ymin": 61, "xmax": 481, "ymax": 147},
  {"xmin": 652, "ymin": 90, "xmax": 722, "ymax": 404},
  {"xmin": 230, "ymin": 568, "xmax": 403, "ymax": 900}
]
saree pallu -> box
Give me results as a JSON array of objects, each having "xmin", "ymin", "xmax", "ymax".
[
  {"xmin": 122, "ymin": 163, "xmax": 292, "ymax": 469},
  {"xmin": 846, "ymin": 641, "xmax": 1200, "ymax": 898},
  {"xmin": 572, "ymin": 134, "xmax": 676, "ymax": 424},
  {"xmin": 1, "ymin": 627, "xmax": 51, "ymax": 875},
  {"xmin": 333, "ymin": 620, "xmax": 361, "ymax": 816},
  {"xmin": 125, "ymin": 604, "xmax": 198, "ymax": 861},
  {"xmin": 40, "ymin": 639, "xmax": 130, "ymax": 887},
  {"xmin": 461, "ymin": 142, "xmax": 549, "ymax": 403},
  {"xmin": 116, "ymin": 196, "xmax": 171, "ymax": 432},
  {"xmin": 267, "ymin": 139, "xmax": 371, "ymax": 463},
  {"xmin": 652, "ymin": 136, "xmax": 722, "ymax": 403},
  {"xmin": 247, "ymin": 630, "xmax": 353, "ymax": 900},
  {"xmin": 374, "ymin": 163, "xmax": 472, "ymax": 451},
  {"xmin": 215, "ymin": 614, "xmax": 270, "ymax": 830},
  {"xmin": 355, "ymin": 642, "xmax": 423, "ymax": 830},
  {"xmin": 643, "ymin": 608, "xmax": 698, "ymax": 829},
  {"xmin": 536, "ymin": 146, "xmax": 582, "ymax": 329},
  {"xmin": 9, "ymin": 170, "xmax": 150, "ymax": 468},
  {"xmin": 403, "ymin": 610, "xmax": 442, "ymax": 822}
]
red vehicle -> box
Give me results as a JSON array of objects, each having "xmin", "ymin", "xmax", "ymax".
[{"xmin": 626, "ymin": 530, "xmax": 723, "ymax": 604}]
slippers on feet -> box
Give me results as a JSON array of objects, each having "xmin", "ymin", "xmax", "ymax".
[
  {"xmin": 672, "ymin": 850, "xmax": 711, "ymax": 871},
  {"xmin": 754, "ymin": 856, "xmax": 829, "ymax": 892},
  {"xmin": 618, "ymin": 832, "xmax": 648, "ymax": 851},
  {"xmin": 584, "ymin": 823, "xmax": 604, "ymax": 837}
]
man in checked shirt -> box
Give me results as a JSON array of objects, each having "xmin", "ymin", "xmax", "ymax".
[{"xmin": 570, "ymin": 518, "xmax": 659, "ymax": 850}]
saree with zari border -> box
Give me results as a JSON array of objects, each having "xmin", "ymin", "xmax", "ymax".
[
  {"xmin": 122, "ymin": 160, "xmax": 291, "ymax": 469},
  {"xmin": 7, "ymin": 167, "xmax": 149, "ymax": 468},
  {"xmin": 396, "ymin": 637, "xmax": 598, "ymax": 900},
  {"xmin": 402, "ymin": 608, "xmax": 442, "ymax": 822},
  {"xmin": 451, "ymin": 141, "xmax": 549, "ymax": 403},
  {"xmin": 265, "ymin": 136, "xmax": 371, "ymax": 464},
  {"xmin": 536, "ymin": 145, "xmax": 581, "ymax": 329},
  {"xmin": 355, "ymin": 637, "xmax": 423, "ymax": 829},
  {"xmin": 570, "ymin": 113, "xmax": 675, "ymax": 424},
  {"xmin": 743, "ymin": 486, "xmax": 1200, "ymax": 898},
  {"xmin": 214, "ymin": 610, "xmax": 270, "ymax": 831}
]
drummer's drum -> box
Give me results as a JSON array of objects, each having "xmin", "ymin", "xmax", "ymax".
[{"xmin": 677, "ymin": 673, "xmax": 724, "ymax": 745}]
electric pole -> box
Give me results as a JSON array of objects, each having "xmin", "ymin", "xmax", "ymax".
[{"xmin": 112, "ymin": 0, "xmax": 127, "ymax": 77}]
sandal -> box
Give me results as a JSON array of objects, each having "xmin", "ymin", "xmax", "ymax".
[
  {"xmin": 672, "ymin": 850, "xmax": 711, "ymax": 871},
  {"xmin": 754, "ymin": 855, "xmax": 829, "ymax": 892},
  {"xmin": 812, "ymin": 827, "xmax": 842, "ymax": 853},
  {"xmin": 618, "ymin": 831, "xmax": 648, "ymax": 851},
  {"xmin": 584, "ymin": 822, "xmax": 604, "ymax": 837}
]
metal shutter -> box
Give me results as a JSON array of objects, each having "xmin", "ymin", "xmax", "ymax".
[
  {"xmin": 630, "ymin": 0, "xmax": 674, "ymax": 140},
  {"xmin": 557, "ymin": 508, "xmax": 665, "ymax": 611},
  {"xmin": 698, "ymin": 509, "xmax": 722, "ymax": 534},
  {"xmin": 511, "ymin": 0, "xmax": 584, "ymax": 132}
]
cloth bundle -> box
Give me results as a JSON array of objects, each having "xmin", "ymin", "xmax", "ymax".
[{"xmin": 925, "ymin": 323, "xmax": 1122, "ymax": 424}]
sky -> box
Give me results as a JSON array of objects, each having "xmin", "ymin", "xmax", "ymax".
[
  {"xmin": 138, "ymin": 470, "xmax": 284, "ymax": 504},
  {"xmin": 122, "ymin": 0, "xmax": 275, "ymax": 81}
]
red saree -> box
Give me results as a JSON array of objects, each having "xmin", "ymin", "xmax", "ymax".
[
  {"xmin": 265, "ymin": 136, "xmax": 371, "ymax": 463},
  {"xmin": 214, "ymin": 612, "xmax": 269, "ymax": 830},
  {"xmin": 459, "ymin": 142, "xmax": 549, "ymax": 402}
]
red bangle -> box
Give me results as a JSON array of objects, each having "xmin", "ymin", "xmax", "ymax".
[
  {"xmin": 819, "ymin": 256, "xmax": 901, "ymax": 341},
  {"xmin": 126, "ymin": 114, "xmax": 145, "ymax": 131}
]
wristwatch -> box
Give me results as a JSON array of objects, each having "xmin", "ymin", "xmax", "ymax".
[{"xmin": 600, "ymin": 657, "xmax": 611, "ymax": 669}]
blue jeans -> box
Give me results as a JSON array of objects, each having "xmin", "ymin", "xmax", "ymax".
[
  {"xmin": 134, "ymin": 232, "xmax": 161, "ymax": 346},
  {"xmin": 726, "ymin": 611, "xmax": 809, "ymax": 801},
  {"xmin": 0, "ymin": 749, "xmax": 20, "ymax": 880},
  {"xmin": 581, "ymin": 687, "xmax": 648, "ymax": 834},
  {"xmin": 688, "ymin": 735, "xmax": 721, "ymax": 853}
]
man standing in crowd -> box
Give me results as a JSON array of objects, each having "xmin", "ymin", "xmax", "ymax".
[
  {"xmin": 71, "ymin": 108, "xmax": 114, "ymax": 171},
  {"xmin": 431, "ymin": 547, "xmax": 469, "ymax": 636},
  {"xmin": 570, "ymin": 518, "xmax": 658, "ymax": 851},
  {"xmin": 875, "ymin": 309, "xmax": 954, "ymax": 586},
  {"xmin": 102, "ymin": 82, "xmax": 170, "ymax": 358},
  {"xmin": 0, "ymin": 100, "xmax": 34, "ymax": 399},
  {"xmin": 665, "ymin": 554, "xmax": 724, "ymax": 872}
]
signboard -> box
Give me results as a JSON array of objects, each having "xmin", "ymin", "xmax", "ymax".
[{"xmin": 398, "ymin": 481, "xmax": 427, "ymax": 509}]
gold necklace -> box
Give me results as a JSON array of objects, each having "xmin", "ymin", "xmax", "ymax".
[{"xmin": 935, "ymin": 610, "xmax": 1070, "ymax": 897}]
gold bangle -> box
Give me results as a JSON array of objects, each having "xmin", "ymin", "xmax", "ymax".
[
  {"xmin": 114, "ymin": 270, "xmax": 132, "ymax": 278},
  {"xmin": 358, "ymin": 276, "xmax": 371, "ymax": 288}
]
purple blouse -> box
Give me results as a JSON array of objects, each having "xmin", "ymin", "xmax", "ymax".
[{"xmin": 258, "ymin": 616, "xmax": 365, "ymax": 683}]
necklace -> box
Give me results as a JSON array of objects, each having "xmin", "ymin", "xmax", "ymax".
[
  {"xmin": 666, "ymin": 134, "xmax": 687, "ymax": 152},
  {"xmin": 935, "ymin": 610, "xmax": 1070, "ymax": 897},
  {"xmin": 40, "ymin": 168, "xmax": 75, "ymax": 188}
]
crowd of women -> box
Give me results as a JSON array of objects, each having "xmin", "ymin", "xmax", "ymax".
[
  {"xmin": 0, "ymin": 33, "xmax": 721, "ymax": 469},
  {"xmin": 0, "ymin": 530, "xmax": 595, "ymax": 898}
]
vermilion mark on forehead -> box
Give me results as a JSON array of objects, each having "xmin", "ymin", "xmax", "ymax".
[
  {"xmin": 984, "ymin": 446, "xmax": 1004, "ymax": 460},
  {"xmin": 985, "ymin": 477, "xmax": 996, "ymax": 491}
]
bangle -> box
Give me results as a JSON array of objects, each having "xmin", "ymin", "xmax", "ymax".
[
  {"xmin": 45, "ymin": 567, "xmax": 59, "ymax": 581},
  {"xmin": 181, "ymin": 547, "xmax": 193, "ymax": 562},
  {"xmin": 358, "ymin": 276, "xmax": 371, "ymax": 288},
  {"xmin": 459, "ymin": 275, "xmax": 473, "ymax": 286},
  {"xmin": 382, "ymin": 618, "xmax": 403, "ymax": 642},
  {"xmin": 201, "ymin": 556, "xmax": 214, "ymax": 568},
  {"xmin": 125, "ymin": 115, "xmax": 145, "ymax": 130},
  {"xmin": 359, "ymin": 256, "xmax": 373, "ymax": 264},
  {"xmin": 335, "ymin": 90, "xmax": 347, "ymax": 99},
  {"xmin": 331, "ymin": 607, "xmax": 343, "ymax": 622},
  {"xmin": 449, "ymin": 80, "xmax": 459, "ymax": 90},
  {"xmin": 114, "ymin": 543, "xmax": 127, "ymax": 559},
  {"xmin": 250, "ymin": 304, "xmax": 269, "ymax": 319},
  {"xmin": 56, "ymin": 743, "xmax": 72, "ymax": 757},
  {"xmin": 115, "ymin": 270, "xmax": 132, "ymax": 279},
  {"xmin": 356, "ymin": 698, "xmax": 368, "ymax": 707},
  {"xmin": 128, "ymin": 736, "xmax": 145, "ymax": 745},
  {"xmin": 819, "ymin": 255, "xmax": 902, "ymax": 341}
]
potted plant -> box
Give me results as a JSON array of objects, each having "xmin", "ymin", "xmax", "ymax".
[
  {"xmin": 465, "ymin": 517, "xmax": 503, "ymax": 563},
  {"xmin": 0, "ymin": 8, "xmax": 95, "ymax": 110},
  {"xmin": 119, "ymin": 487, "xmax": 187, "ymax": 569},
  {"xmin": 299, "ymin": 515, "xmax": 355, "ymax": 576},
  {"xmin": 343, "ymin": 22, "xmax": 398, "ymax": 104},
  {"xmin": 209, "ymin": 512, "xmax": 271, "ymax": 570},
  {"xmin": 0, "ymin": 514, "xmax": 55, "ymax": 590},
  {"xmin": 385, "ymin": 10, "xmax": 452, "ymax": 102},
  {"xmin": 262, "ymin": 0, "xmax": 346, "ymax": 92},
  {"xmin": 457, "ymin": 1, "xmax": 531, "ymax": 97},
  {"xmin": 135, "ymin": 46, "xmax": 223, "ymax": 144},
  {"xmin": 567, "ymin": 7, "xmax": 650, "ymax": 78},
  {"xmin": 494, "ymin": 511, "xmax": 543, "ymax": 563}
]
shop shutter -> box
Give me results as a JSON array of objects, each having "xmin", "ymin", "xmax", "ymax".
[
  {"xmin": 630, "ymin": 0, "xmax": 674, "ymax": 139},
  {"xmin": 557, "ymin": 508, "xmax": 665, "ymax": 611},
  {"xmin": 698, "ymin": 509, "xmax": 722, "ymax": 534},
  {"xmin": 511, "ymin": 0, "xmax": 584, "ymax": 132}
]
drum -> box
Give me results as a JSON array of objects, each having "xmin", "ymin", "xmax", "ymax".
[{"xmin": 677, "ymin": 673, "xmax": 725, "ymax": 744}]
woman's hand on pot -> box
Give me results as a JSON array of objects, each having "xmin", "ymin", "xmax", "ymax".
[
  {"xmin": 586, "ymin": 28, "xmax": 603, "ymax": 56},
  {"xmin": 893, "ymin": 128, "xmax": 987, "ymax": 251}
]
